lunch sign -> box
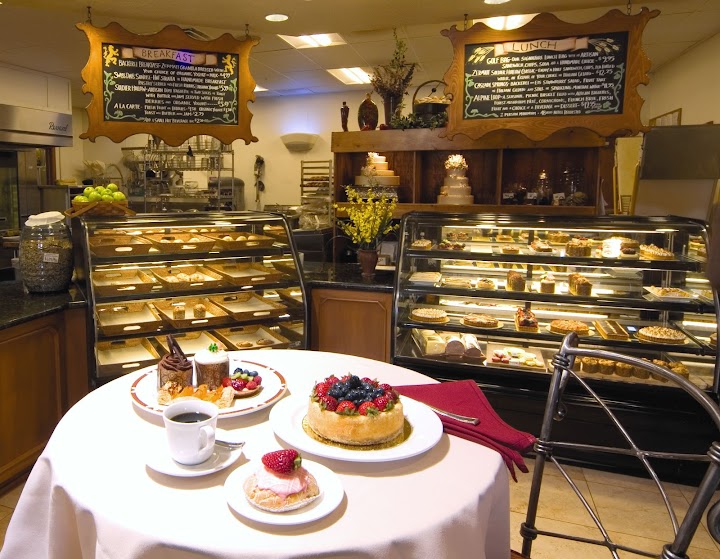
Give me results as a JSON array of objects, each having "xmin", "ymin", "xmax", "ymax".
[
  {"xmin": 440, "ymin": 9, "xmax": 658, "ymax": 142},
  {"xmin": 78, "ymin": 22, "xmax": 259, "ymax": 146}
]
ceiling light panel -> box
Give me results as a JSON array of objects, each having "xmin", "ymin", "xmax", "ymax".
[
  {"xmin": 327, "ymin": 67, "xmax": 372, "ymax": 85},
  {"xmin": 265, "ymin": 14, "xmax": 288, "ymax": 22},
  {"xmin": 278, "ymin": 33, "xmax": 346, "ymax": 49}
]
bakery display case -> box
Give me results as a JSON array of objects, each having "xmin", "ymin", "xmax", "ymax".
[
  {"xmin": 72, "ymin": 211, "xmax": 306, "ymax": 386},
  {"xmin": 393, "ymin": 213, "xmax": 718, "ymax": 399}
]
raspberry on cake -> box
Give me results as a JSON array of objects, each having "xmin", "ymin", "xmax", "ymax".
[
  {"xmin": 515, "ymin": 307, "xmax": 538, "ymax": 332},
  {"xmin": 243, "ymin": 449, "xmax": 320, "ymax": 512},
  {"xmin": 307, "ymin": 375, "xmax": 404, "ymax": 446}
]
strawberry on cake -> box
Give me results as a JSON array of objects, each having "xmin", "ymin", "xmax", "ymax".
[
  {"xmin": 307, "ymin": 375, "xmax": 404, "ymax": 446},
  {"xmin": 243, "ymin": 449, "xmax": 320, "ymax": 512}
]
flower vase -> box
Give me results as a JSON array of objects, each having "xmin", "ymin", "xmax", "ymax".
[
  {"xmin": 382, "ymin": 93, "xmax": 402, "ymax": 125},
  {"xmin": 357, "ymin": 248, "xmax": 379, "ymax": 277}
]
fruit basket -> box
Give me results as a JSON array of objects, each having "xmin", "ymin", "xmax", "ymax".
[{"xmin": 64, "ymin": 200, "xmax": 135, "ymax": 218}]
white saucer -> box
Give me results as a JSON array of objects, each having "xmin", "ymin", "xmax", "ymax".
[{"xmin": 146, "ymin": 445, "xmax": 244, "ymax": 477}]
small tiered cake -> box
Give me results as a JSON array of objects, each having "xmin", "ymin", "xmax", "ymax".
[
  {"xmin": 438, "ymin": 154, "xmax": 473, "ymax": 205},
  {"xmin": 355, "ymin": 152, "xmax": 400, "ymax": 187}
]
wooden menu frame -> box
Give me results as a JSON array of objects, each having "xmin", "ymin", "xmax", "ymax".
[
  {"xmin": 77, "ymin": 22, "xmax": 259, "ymax": 146},
  {"xmin": 440, "ymin": 9, "xmax": 658, "ymax": 142}
]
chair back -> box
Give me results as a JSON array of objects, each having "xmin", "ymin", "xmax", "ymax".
[{"xmin": 520, "ymin": 332, "xmax": 720, "ymax": 559}]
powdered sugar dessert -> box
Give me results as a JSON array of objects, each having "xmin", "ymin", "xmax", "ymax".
[
  {"xmin": 438, "ymin": 154, "xmax": 473, "ymax": 205},
  {"xmin": 194, "ymin": 343, "xmax": 229, "ymax": 390},
  {"xmin": 243, "ymin": 449, "xmax": 320, "ymax": 512},
  {"xmin": 307, "ymin": 374, "xmax": 404, "ymax": 446}
]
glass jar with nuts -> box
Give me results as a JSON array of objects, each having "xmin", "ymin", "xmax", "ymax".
[{"xmin": 19, "ymin": 211, "xmax": 74, "ymax": 293}]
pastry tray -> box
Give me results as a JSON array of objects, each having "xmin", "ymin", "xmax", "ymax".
[
  {"xmin": 88, "ymin": 235, "xmax": 153, "ymax": 257},
  {"xmin": 205, "ymin": 262, "xmax": 283, "ymax": 286},
  {"xmin": 153, "ymin": 297, "xmax": 231, "ymax": 329},
  {"xmin": 91, "ymin": 269, "xmax": 157, "ymax": 297},
  {"xmin": 96, "ymin": 338, "xmax": 161, "ymax": 377},
  {"xmin": 204, "ymin": 233, "xmax": 275, "ymax": 250},
  {"xmin": 213, "ymin": 325, "xmax": 290, "ymax": 350},
  {"xmin": 96, "ymin": 302, "xmax": 162, "ymax": 336},
  {"xmin": 141, "ymin": 233, "xmax": 216, "ymax": 254},
  {"xmin": 278, "ymin": 320, "xmax": 304, "ymax": 343},
  {"xmin": 483, "ymin": 343, "xmax": 547, "ymax": 373},
  {"xmin": 270, "ymin": 259, "xmax": 297, "ymax": 277},
  {"xmin": 208, "ymin": 293, "xmax": 288, "ymax": 322},
  {"xmin": 151, "ymin": 265, "xmax": 226, "ymax": 291},
  {"xmin": 155, "ymin": 330, "xmax": 225, "ymax": 357},
  {"xmin": 262, "ymin": 225, "xmax": 288, "ymax": 241},
  {"xmin": 276, "ymin": 288, "xmax": 304, "ymax": 307}
]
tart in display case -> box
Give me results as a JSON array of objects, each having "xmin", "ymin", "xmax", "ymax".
[
  {"xmin": 72, "ymin": 211, "xmax": 308, "ymax": 386},
  {"xmin": 393, "ymin": 213, "xmax": 718, "ymax": 397}
]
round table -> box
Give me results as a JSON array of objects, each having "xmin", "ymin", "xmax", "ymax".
[{"xmin": 1, "ymin": 350, "xmax": 510, "ymax": 559}]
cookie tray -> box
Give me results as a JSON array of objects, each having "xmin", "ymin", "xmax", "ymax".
[
  {"xmin": 213, "ymin": 325, "xmax": 290, "ymax": 350},
  {"xmin": 151, "ymin": 265, "xmax": 227, "ymax": 291},
  {"xmin": 204, "ymin": 233, "xmax": 275, "ymax": 251},
  {"xmin": 153, "ymin": 297, "xmax": 232, "ymax": 329},
  {"xmin": 141, "ymin": 233, "xmax": 216, "ymax": 254},
  {"xmin": 88, "ymin": 235, "xmax": 153, "ymax": 257},
  {"xmin": 91, "ymin": 269, "xmax": 157, "ymax": 297}
]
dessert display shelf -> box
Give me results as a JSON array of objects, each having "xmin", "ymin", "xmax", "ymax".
[
  {"xmin": 72, "ymin": 211, "xmax": 308, "ymax": 386},
  {"xmin": 392, "ymin": 213, "xmax": 718, "ymax": 398}
]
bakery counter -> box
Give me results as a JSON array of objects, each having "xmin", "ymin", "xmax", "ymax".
[
  {"xmin": 0, "ymin": 281, "xmax": 86, "ymax": 331},
  {"xmin": 302, "ymin": 261, "xmax": 395, "ymax": 293}
]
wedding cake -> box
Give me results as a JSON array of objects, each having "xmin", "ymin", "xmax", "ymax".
[
  {"xmin": 354, "ymin": 152, "xmax": 400, "ymax": 199},
  {"xmin": 437, "ymin": 154, "xmax": 473, "ymax": 205}
]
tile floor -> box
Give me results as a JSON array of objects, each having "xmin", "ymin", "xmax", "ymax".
[{"xmin": 0, "ymin": 460, "xmax": 718, "ymax": 557}]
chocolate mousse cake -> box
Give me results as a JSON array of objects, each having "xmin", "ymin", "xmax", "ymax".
[{"xmin": 157, "ymin": 335, "xmax": 193, "ymax": 388}]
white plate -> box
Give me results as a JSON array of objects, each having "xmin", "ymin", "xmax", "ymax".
[
  {"xmin": 269, "ymin": 396, "xmax": 443, "ymax": 462},
  {"xmin": 146, "ymin": 445, "xmax": 243, "ymax": 477},
  {"xmin": 225, "ymin": 460, "xmax": 343, "ymax": 525},
  {"xmin": 130, "ymin": 360, "xmax": 287, "ymax": 418}
]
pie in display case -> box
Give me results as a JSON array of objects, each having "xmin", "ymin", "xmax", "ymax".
[
  {"xmin": 72, "ymin": 211, "xmax": 307, "ymax": 385},
  {"xmin": 392, "ymin": 213, "xmax": 718, "ymax": 397}
]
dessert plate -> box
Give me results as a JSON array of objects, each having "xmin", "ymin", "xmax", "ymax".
[
  {"xmin": 130, "ymin": 360, "xmax": 286, "ymax": 419},
  {"xmin": 225, "ymin": 460, "xmax": 343, "ymax": 525},
  {"xmin": 146, "ymin": 445, "xmax": 243, "ymax": 478},
  {"xmin": 269, "ymin": 396, "xmax": 443, "ymax": 463}
]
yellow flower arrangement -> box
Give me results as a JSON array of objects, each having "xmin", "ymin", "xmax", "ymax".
[{"xmin": 335, "ymin": 185, "xmax": 398, "ymax": 250}]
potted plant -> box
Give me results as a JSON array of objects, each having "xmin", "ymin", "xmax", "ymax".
[{"xmin": 371, "ymin": 29, "xmax": 416, "ymax": 126}]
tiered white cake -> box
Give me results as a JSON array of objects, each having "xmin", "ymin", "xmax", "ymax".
[
  {"xmin": 355, "ymin": 153, "xmax": 400, "ymax": 187},
  {"xmin": 437, "ymin": 154, "xmax": 473, "ymax": 205}
]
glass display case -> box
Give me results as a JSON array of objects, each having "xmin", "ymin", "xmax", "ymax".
[
  {"xmin": 393, "ymin": 213, "xmax": 718, "ymax": 397},
  {"xmin": 72, "ymin": 211, "xmax": 306, "ymax": 386}
]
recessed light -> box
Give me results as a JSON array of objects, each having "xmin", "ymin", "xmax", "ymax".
[
  {"xmin": 278, "ymin": 33, "xmax": 345, "ymax": 49},
  {"xmin": 484, "ymin": 0, "xmax": 511, "ymax": 4},
  {"xmin": 265, "ymin": 14, "xmax": 288, "ymax": 22},
  {"xmin": 254, "ymin": 85, "xmax": 268, "ymax": 92},
  {"xmin": 327, "ymin": 67, "xmax": 372, "ymax": 85}
]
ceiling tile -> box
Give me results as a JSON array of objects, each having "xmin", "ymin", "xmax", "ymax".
[
  {"xmin": 298, "ymin": 44, "xmax": 367, "ymax": 69},
  {"xmin": 283, "ymin": 69, "xmax": 348, "ymax": 89},
  {"xmin": 251, "ymin": 49, "xmax": 319, "ymax": 73}
]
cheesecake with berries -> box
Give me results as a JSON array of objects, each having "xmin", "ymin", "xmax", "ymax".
[{"xmin": 307, "ymin": 375, "xmax": 404, "ymax": 446}]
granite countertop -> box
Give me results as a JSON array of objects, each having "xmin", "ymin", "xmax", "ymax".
[
  {"xmin": 302, "ymin": 262, "xmax": 395, "ymax": 293},
  {"xmin": 0, "ymin": 281, "xmax": 86, "ymax": 331}
]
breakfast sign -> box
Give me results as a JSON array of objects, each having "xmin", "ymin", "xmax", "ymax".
[
  {"xmin": 77, "ymin": 22, "xmax": 259, "ymax": 146},
  {"xmin": 441, "ymin": 9, "xmax": 658, "ymax": 141}
]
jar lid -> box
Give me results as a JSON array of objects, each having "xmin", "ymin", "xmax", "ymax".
[{"xmin": 25, "ymin": 211, "xmax": 65, "ymax": 227}]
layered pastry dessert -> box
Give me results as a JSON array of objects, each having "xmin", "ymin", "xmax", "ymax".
[
  {"xmin": 565, "ymin": 237, "xmax": 592, "ymax": 257},
  {"xmin": 244, "ymin": 450, "xmax": 320, "ymax": 512},
  {"xmin": 515, "ymin": 307, "xmax": 538, "ymax": 332},
  {"xmin": 539, "ymin": 273, "xmax": 556, "ymax": 294},
  {"xmin": 157, "ymin": 334, "xmax": 193, "ymax": 388},
  {"xmin": 463, "ymin": 313, "xmax": 499, "ymax": 328},
  {"xmin": 438, "ymin": 240, "xmax": 466, "ymax": 251},
  {"xmin": 502, "ymin": 245, "xmax": 520, "ymax": 254},
  {"xmin": 547, "ymin": 232, "xmax": 570, "ymax": 244},
  {"xmin": 411, "ymin": 238, "xmax": 433, "ymax": 249},
  {"xmin": 496, "ymin": 234, "xmax": 514, "ymax": 242},
  {"xmin": 637, "ymin": 326, "xmax": 687, "ymax": 344},
  {"xmin": 447, "ymin": 231, "xmax": 471, "ymax": 241},
  {"xmin": 568, "ymin": 273, "xmax": 593, "ymax": 296},
  {"xmin": 194, "ymin": 342, "xmax": 229, "ymax": 389},
  {"xmin": 639, "ymin": 244, "xmax": 674, "ymax": 260},
  {"xmin": 437, "ymin": 154, "xmax": 473, "ymax": 205},
  {"xmin": 594, "ymin": 320, "xmax": 629, "ymax": 340},
  {"xmin": 443, "ymin": 277, "xmax": 472, "ymax": 289},
  {"xmin": 530, "ymin": 240, "xmax": 552, "ymax": 253},
  {"xmin": 549, "ymin": 319, "xmax": 590, "ymax": 336},
  {"xmin": 490, "ymin": 347, "xmax": 543, "ymax": 368},
  {"xmin": 506, "ymin": 271, "xmax": 526, "ymax": 292},
  {"xmin": 410, "ymin": 308, "xmax": 448, "ymax": 323},
  {"xmin": 307, "ymin": 374, "xmax": 404, "ymax": 446}
]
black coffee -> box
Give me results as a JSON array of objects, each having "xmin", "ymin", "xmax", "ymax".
[{"xmin": 170, "ymin": 412, "xmax": 211, "ymax": 423}]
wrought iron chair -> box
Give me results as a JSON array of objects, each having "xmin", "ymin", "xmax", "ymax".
[{"xmin": 519, "ymin": 333, "xmax": 720, "ymax": 559}]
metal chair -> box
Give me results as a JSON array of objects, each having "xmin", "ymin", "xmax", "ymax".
[{"xmin": 520, "ymin": 333, "xmax": 720, "ymax": 559}]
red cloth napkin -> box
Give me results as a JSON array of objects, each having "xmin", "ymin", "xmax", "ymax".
[{"xmin": 396, "ymin": 380, "xmax": 536, "ymax": 481}]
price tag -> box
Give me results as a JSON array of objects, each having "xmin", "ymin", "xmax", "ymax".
[
  {"xmin": 502, "ymin": 192, "xmax": 515, "ymax": 200},
  {"xmin": 526, "ymin": 192, "xmax": 538, "ymax": 200},
  {"xmin": 43, "ymin": 252, "xmax": 60, "ymax": 264},
  {"xmin": 553, "ymin": 193, "xmax": 566, "ymax": 202}
]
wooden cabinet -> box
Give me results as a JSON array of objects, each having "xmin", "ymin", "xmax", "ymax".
[
  {"xmin": 0, "ymin": 308, "xmax": 88, "ymax": 488},
  {"xmin": 332, "ymin": 129, "xmax": 614, "ymax": 216},
  {"xmin": 310, "ymin": 288, "xmax": 393, "ymax": 362}
]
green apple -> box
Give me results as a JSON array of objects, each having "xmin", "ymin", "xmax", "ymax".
[
  {"xmin": 88, "ymin": 191, "xmax": 102, "ymax": 202},
  {"xmin": 101, "ymin": 194, "xmax": 114, "ymax": 202},
  {"xmin": 83, "ymin": 186, "xmax": 95, "ymax": 197},
  {"xmin": 106, "ymin": 183, "xmax": 119, "ymax": 192},
  {"xmin": 73, "ymin": 195, "xmax": 89, "ymax": 203},
  {"xmin": 112, "ymin": 191, "xmax": 126, "ymax": 201}
]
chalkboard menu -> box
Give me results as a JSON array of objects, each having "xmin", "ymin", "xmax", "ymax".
[
  {"xmin": 102, "ymin": 44, "xmax": 240, "ymax": 125},
  {"xmin": 464, "ymin": 32, "xmax": 628, "ymax": 120},
  {"xmin": 441, "ymin": 10, "xmax": 657, "ymax": 141},
  {"xmin": 78, "ymin": 22, "xmax": 258, "ymax": 146}
]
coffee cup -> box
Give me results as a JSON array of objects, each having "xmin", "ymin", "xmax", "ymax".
[{"xmin": 162, "ymin": 400, "xmax": 218, "ymax": 465}]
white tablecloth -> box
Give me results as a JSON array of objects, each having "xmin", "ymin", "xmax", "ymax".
[{"xmin": 1, "ymin": 350, "xmax": 510, "ymax": 559}]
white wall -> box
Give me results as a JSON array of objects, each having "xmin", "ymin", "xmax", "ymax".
[
  {"xmin": 59, "ymin": 90, "xmax": 382, "ymax": 210},
  {"xmin": 642, "ymin": 33, "xmax": 720, "ymax": 125}
]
